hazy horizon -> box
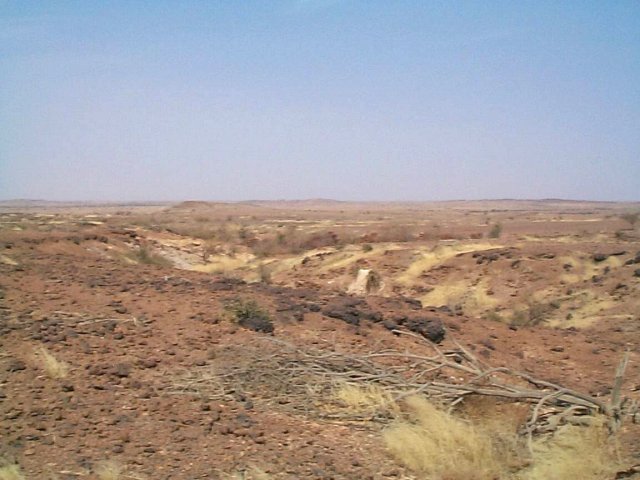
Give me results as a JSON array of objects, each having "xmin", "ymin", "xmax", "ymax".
[
  {"xmin": 2, "ymin": 1, "xmax": 639, "ymax": 202},
  {"xmin": 2, "ymin": 197, "xmax": 640, "ymax": 207}
]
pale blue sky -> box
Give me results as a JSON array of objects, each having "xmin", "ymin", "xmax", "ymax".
[{"xmin": 1, "ymin": 1, "xmax": 639, "ymax": 201}]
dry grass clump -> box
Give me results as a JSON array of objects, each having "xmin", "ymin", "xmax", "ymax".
[
  {"xmin": 94, "ymin": 460, "xmax": 123, "ymax": 480},
  {"xmin": 224, "ymin": 466, "xmax": 273, "ymax": 479},
  {"xmin": 384, "ymin": 395, "xmax": 504, "ymax": 480},
  {"xmin": 384, "ymin": 396, "xmax": 622, "ymax": 480},
  {"xmin": 36, "ymin": 347, "xmax": 69, "ymax": 379},
  {"xmin": 0, "ymin": 459, "xmax": 25, "ymax": 480},
  {"xmin": 521, "ymin": 419, "xmax": 620, "ymax": 480},
  {"xmin": 333, "ymin": 382, "xmax": 399, "ymax": 417}
]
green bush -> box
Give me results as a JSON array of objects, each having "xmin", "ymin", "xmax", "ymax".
[
  {"xmin": 224, "ymin": 298, "xmax": 274, "ymax": 333},
  {"xmin": 488, "ymin": 223, "xmax": 502, "ymax": 239}
]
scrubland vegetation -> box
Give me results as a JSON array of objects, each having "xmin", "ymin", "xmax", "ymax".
[
  {"xmin": 336, "ymin": 386, "xmax": 622, "ymax": 480},
  {"xmin": 94, "ymin": 460, "xmax": 123, "ymax": 480},
  {"xmin": 0, "ymin": 459, "xmax": 24, "ymax": 480},
  {"xmin": 35, "ymin": 347, "xmax": 69, "ymax": 379},
  {"xmin": 1, "ymin": 200, "xmax": 638, "ymax": 478}
]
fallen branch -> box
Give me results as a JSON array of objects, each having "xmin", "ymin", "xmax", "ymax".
[{"xmin": 166, "ymin": 330, "xmax": 632, "ymax": 435}]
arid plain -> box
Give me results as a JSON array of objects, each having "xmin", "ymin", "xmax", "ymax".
[{"xmin": 1, "ymin": 199, "xmax": 639, "ymax": 479}]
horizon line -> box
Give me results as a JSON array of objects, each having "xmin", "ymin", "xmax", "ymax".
[{"xmin": 1, "ymin": 197, "xmax": 639, "ymax": 205}]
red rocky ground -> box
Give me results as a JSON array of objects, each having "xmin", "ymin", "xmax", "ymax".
[{"xmin": 1, "ymin": 221, "xmax": 639, "ymax": 479}]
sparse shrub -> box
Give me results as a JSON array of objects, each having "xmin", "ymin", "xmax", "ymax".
[
  {"xmin": 170, "ymin": 225, "xmax": 218, "ymax": 240},
  {"xmin": 213, "ymin": 223, "xmax": 236, "ymax": 242},
  {"xmin": 299, "ymin": 230, "xmax": 340, "ymax": 250},
  {"xmin": 509, "ymin": 307, "xmax": 530, "ymax": 326},
  {"xmin": 509, "ymin": 301, "xmax": 556, "ymax": 327},
  {"xmin": 620, "ymin": 212, "xmax": 639, "ymax": 227},
  {"xmin": 257, "ymin": 262, "xmax": 272, "ymax": 284},
  {"xmin": 202, "ymin": 239, "xmax": 217, "ymax": 261},
  {"xmin": 362, "ymin": 243, "xmax": 373, "ymax": 252},
  {"xmin": 488, "ymin": 223, "xmax": 503, "ymax": 239},
  {"xmin": 36, "ymin": 347, "xmax": 69, "ymax": 379},
  {"xmin": 253, "ymin": 229, "xmax": 340, "ymax": 257},
  {"xmin": 127, "ymin": 247, "xmax": 172, "ymax": 267},
  {"xmin": 527, "ymin": 301, "xmax": 552, "ymax": 325},
  {"xmin": 376, "ymin": 224, "xmax": 416, "ymax": 243},
  {"xmin": 224, "ymin": 298, "xmax": 274, "ymax": 333},
  {"xmin": 485, "ymin": 311, "xmax": 504, "ymax": 323}
]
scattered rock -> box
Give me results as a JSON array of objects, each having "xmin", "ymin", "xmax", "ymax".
[
  {"xmin": 113, "ymin": 363, "xmax": 132, "ymax": 378},
  {"xmin": 322, "ymin": 298, "xmax": 382, "ymax": 326},
  {"xmin": 238, "ymin": 314, "xmax": 274, "ymax": 333},
  {"xmin": 6, "ymin": 358, "xmax": 26, "ymax": 372},
  {"xmin": 480, "ymin": 338, "xmax": 496, "ymax": 350},
  {"xmin": 139, "ymin": 359, "xmax": 158, "ymax": 369},
  {"xmin": 405, "ymin": 317, "xmax": 445, "ymax": 343},
  {"xmin": 382, "ymin": 320, "xmax": 399, "ymax": 332}
]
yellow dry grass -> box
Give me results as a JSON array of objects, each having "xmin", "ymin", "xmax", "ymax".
[
  {"xmin": 317, "ymin": 244, "xmax": 396, "ymax": 273},
  {"xmin": 94, "ymin": 460, "xmax": 122, "ymax": 480},
  {"xmin": 224, "ymin": 466, "xmax": 273, "ymax": 479},
  {"xmin": 384, "ymin": 396, "xmax": 503, "ymax": 480},
  {"xmin": 264, "ymin": 245, "xmax": 344, "ymax": 273},
  {"xmin": 0, "ymin": 461, "xmax": 24, "ymax": 480},
  {"xmin": 546, "ymin": 289, "xmax": 616, "ymax": 328},
  {"xmin": 0, "ymin": 254, "xmax": 18, "ymax": 266},
  {"xmin": 384, "ymin": 396, "xmax": 622, "ymax": 480},
  {"xmin": 191, "ymin": 253, "xmax": 253, "ymax": 274},
  {"xmin": 396, "ymin": 242, "xmax": 499, "ymax": 286},
  {"xmin": 465, "ymin": 280, "xmax": 500, "ymax": 313},
  {"xmin": 332, "ymin": 382, "xmax": 399, "ymax": 417},
  {"xmin": 419, "ymin": 278, "xmax": 497, "ymax": 316},
  {"xmin": 557, "ymin": 254, "xmax": 621, "ymax": 285},
  {"xmin": 36, "ymin": 347, "xmax": 69, "ymax": 379},
  {"xmin": 419, "ymin": 280, "xmax": 468, "ymax": 307},
  {"xmin": 520, "ymin": 234, "xmax": 610, "ymax": 244},
  {"xmin": 521, "ymin": 420, "xmax": 620, "ymax": 480}
]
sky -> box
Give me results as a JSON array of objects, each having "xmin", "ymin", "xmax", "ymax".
[{"xmin": 1, "ymin": 1, "xmax": 639, "ymax": 202}]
